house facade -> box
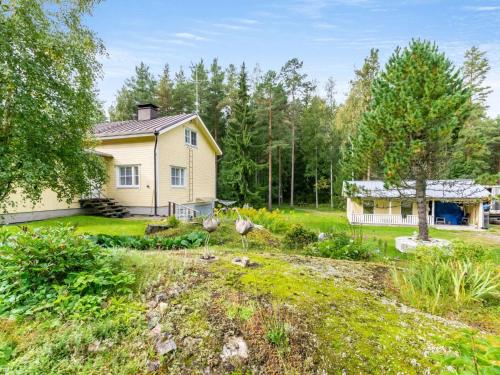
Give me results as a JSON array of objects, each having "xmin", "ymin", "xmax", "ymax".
[
  {"xmin": 343, "ymin": 180, "xmax": 490, "ymax": 229},
  {"xmin": 2, "ymin": 104, "xmax": 222, "ymax": 224}
]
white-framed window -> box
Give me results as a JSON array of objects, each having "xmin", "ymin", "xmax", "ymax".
[
  {"xmin": 171, "ymin": 167, "xmax": 186, "ymax": 187},
  {"xmin": 184, "ymin": 128, "xmax": 197, "ymax": 146},
  {"xmin": 117, "ymin": 165, "xmax": 139, "ymax": 188}
]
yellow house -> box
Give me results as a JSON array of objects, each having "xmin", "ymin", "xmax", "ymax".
[
  {"xmin": 3, "ymin": 104, "xmax": 222, "ymax": 223},
  {"xmin": 343, "ymin": 180, "xmax": 490, "ymax": 229}
]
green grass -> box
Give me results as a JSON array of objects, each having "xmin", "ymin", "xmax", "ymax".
[
  {"xmin": 279, "ymin": 206, "xmax": 500, "ymax": 261},
  {"xmin": 2, "ymin": 215, "xmax": 150, "ymax": 236}
]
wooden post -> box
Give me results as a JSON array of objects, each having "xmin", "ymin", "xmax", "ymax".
[{"xmin": 431, "ymin": 200, "xmax": 435, "ymax": 225}]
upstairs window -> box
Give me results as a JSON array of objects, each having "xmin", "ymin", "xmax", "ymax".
[
  {"xmin": 117, "ymin": 165, "xmax": 139, "ymax": 188},
  {"xmin": 184, "ymin": 128, "xmax": 197, "ymax": 146},
  {"xmin": 171, "ymin": 167, "xmax": 186, "ymax": 187}
]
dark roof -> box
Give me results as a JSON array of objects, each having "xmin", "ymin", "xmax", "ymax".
[
  {"xmin": 344, "ymin": 180, "xmax": 490, "ymax": 200},
  {"xmin": 94, "ymin": 113, "xmax": 195, "ymax": 138}
]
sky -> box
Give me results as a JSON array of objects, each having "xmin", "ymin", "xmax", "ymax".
[{"xmin": 85, "ymin": 0, "xmax": 500, "ymax": 117}]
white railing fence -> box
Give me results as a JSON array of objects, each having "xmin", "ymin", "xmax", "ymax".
[
  {"xmin": 168, "ymin": 202, "xmax": 199, "ymax": 221},
  {"xmin": 350, "ymin": 213, "xmax": 433, "ymax": 226}
]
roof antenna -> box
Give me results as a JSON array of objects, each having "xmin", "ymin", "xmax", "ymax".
[{"xmin": 195, "ymin": 66, "xmax": 199, "ymax": 114}]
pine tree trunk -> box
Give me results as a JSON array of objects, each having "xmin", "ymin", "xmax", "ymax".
[
  {"xmin": 268, "ymin": 101, "xmax": 273, "ymax": 211},
  {"xmin": 330, "ymin": 159, "xmax": 333, "ymax": 209},
  {"xmin": 278, "ymin": 146, "xmax": 282, "ymax": 205},
  {"xmin": 415, "ymin": 176, "xmax": 429, "ymax": 241},
  {"xmin": 290, "ymin": 123, "xmax": 295, "ymax": 206},
  {"xmin": 315, "ymin": 146, "xmax": 318, "ymax": 208},
  {"xmin": 367, "ymin": 164, "xmax": 371, "ymax": 181}
]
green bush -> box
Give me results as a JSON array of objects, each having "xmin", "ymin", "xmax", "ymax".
[
  {"xmin": 0, "ymin": 227, "xmax": 135, "ymax": 317},
  {"xmin": 305, "ymin": 233, "xmax": 374, "ymax": 260},
  {"xmin": 166, "ymin": 215, "xmax": 180, "ymax": 228},
  {"xmin": 392, "ymin": 244, "xmax": 499, "ymax": 313},
  {"xmin": 88, "ymin": 231, "xmax": 205, "ymax": 250},
  {"xmin": 222, "ymin": 207, "xmax": 290, "ymax": 233},
  {"xmin": 283, "ymin": 224, "xmax": 317, "ymax": 249}
]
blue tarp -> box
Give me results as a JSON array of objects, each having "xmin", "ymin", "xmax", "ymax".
[{"xmin": 435, "ymin": 202, "xmax": 463, "ymax": 225}]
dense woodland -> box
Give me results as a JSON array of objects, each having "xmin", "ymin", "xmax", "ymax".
[{"xmin": 107, "ymin": 47, "xmax": 500, "ymax": 208}]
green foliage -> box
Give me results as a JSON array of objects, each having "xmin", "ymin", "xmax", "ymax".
[
  {"xmin": 353, "ymin": 39, "xmax": 471, "ymax": 240},
  {"xmin": 108, "ymin": 62, "xmax": 158, "ymax": 120},
  {"xmin": 219, "ymin": 63, "xmax": 262, "ymax": 204},
  {"xmin": 283, "ymin": 224, "xmax": 317, "ymax": 249},
  {"xmin": 89, "ymin": 231, "xmax": 206, "ymax": 250},
  {"xmin": 0, "ymin": 227, "xmax": 135, "ymax": 318},
  {"xmin": 392, "ymin": 243, "xmax": 499, "ymax": 313},
  {"xmin": 166, "ymin": 215, "xmax": 181, "ymax": 228},
  {"xmin": 433, "ymin": 331, "xmax": 500, "ymax": 374},
  {"xmin": 306, "ymin": 233, "xmax": 375, "ymax": 260},
  {"xmin": 222, "ymin": 207, "xmax": 290, "ymax": 233},
  {"xmin": 263, "ymin": 308, "xmax": 291, "ymax": 355},
  {"xmin": 0, "ymin": 0, "xmax": 106, "ymax": 208}
]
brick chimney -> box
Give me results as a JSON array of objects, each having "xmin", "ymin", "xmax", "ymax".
[{"xmin": 137, "ymin": 104, "xmax": 158, "ymax": 121}]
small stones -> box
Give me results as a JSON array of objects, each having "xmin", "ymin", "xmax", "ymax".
[
  {"xmin": 155, "ymin": 293, "xmax": 167, "ymax": 303},
  {"xmin": 200, "ymin": 254, "xmax": 216, "ymax": 261},
  {"xmin": 147, "ymin": 300, "xmax": 158, "ymax": 309},
  {"xmin": 158, "ymin": 302, "xmax": 168, "ymax": 315},
  {"xmin": 146, "ymin": 359, "xmax": 160, "ymax": 372},
  {"xmin": 149, "ymin": 323, "xmax": 162, "ymax": 338},
  {"xmin": 232, "ymin": 256, "xmax": 253, "ymax": 267},
  {"xmin": 88, "ymin": 340, "xmax": 101, "ymax": 353},
  {"xmin": 221, "ymin": 336, "xmax": 248, "ymax": 361},
  {"xmin": 156, "ymin": 336, "xmax": 177, "ymax": 355}
]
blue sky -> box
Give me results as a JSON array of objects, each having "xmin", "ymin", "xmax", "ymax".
[{"xmin": 86, "ymin": 0, "xmax": 500, "ymax": 116}]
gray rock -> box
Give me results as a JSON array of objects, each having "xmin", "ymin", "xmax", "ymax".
[
  {"xmin": 221, "ymin": 336, "xmax": 248, "ymax": 361},
  {"xmin": 155, "ymin": 293, "xmax": 167, "ymax": 303},
  {"xmin": 88, "ymin": 340, "xmax": 101, "ymax": 353},
  {"xmin": 146, "ymin": 359, "xmax": 160, "ymax": 372},
  {"xmin": 156, "ymin": 337, "xmax": 177, "ymax": 355},
  {"xmin": 147, "ymin": 300, "xmax": 158, "ymax": 309},
  {"xmin": 232, "ymin": 257, "xmax": 251, "ymax": 267},
  {"xmin": 149, "ymin": 323, "xmax": 162, "ymax": 337},
  {"xmin": 158, "ymin": 302, "xmax": 168, "ymax": 315}
]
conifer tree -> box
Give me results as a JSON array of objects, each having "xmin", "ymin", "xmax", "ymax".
[
  {"xmin": 157, "ymin": 64, "xmax": 174, "ymax": 115},
  {"xmin": 219, "ymin": 64, "xmax": 260, "ymax": 203},
  {"xmin": 109, "ymin": 62, "xmax": 157, "ymax": 121},
  {"xmin": 353, "ymin": 40, "xmax": 471, "ymax": 240},
  {"xmin": 171, "ymin": 67, "xmax": 195, "ymax": 113}
]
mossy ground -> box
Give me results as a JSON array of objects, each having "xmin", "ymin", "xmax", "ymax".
[
  {"xmin": 1, "ymin": 211, "xmax": 498, "ymax": 373},
  {"xmin": 2, "ymin": 247, "xmax": 498, "ymax": 374}
]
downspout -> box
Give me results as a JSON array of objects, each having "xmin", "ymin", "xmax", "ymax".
[{"xmin": 153, "ymin": 131, "xmax": 159, "ymax": 216}]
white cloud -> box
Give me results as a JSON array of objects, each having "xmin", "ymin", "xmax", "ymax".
[
  {"xmin": 464, "ymin": 5, "xmax": 500, "ymax": 12},
  {"xmin": 314, "ymin": 22, "xmax": 337, "ymax": 29},
  {"xmin": 173, "ymin": 32, "xmax": 210, "ymax": 41},
  {"xmin": 213, "ymin": 23, "xmax": 250, "ymax": 30}
]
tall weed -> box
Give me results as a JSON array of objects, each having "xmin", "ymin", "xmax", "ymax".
[{"xmin": 392, "ymin": 243, "xmax": 499, "ymax": 313}]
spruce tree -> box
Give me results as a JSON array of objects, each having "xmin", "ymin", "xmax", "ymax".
[
  {"xmin": 157, "ymin": 64, "xmax": 174, "ymax": 115},
  {"xmin": 353, "ymin": 40, "xmax": 471, "ymax": 240},
  {"xmin": 109, "ymin": 62, "xmax": 157, "ymax": 121},
  {"xmin": 219, "ymin": 64, "xmax": 260, "ymax": 203},
  {"xmin": 171, "ymin": 67, "xmax": 195, "ymax": 113}
]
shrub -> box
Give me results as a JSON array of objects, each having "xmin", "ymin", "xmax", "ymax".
[
  {"xmin": 433, "ymin": 330, "xmax": 499, "ymax": 374},
  {"xmin": 223, "ymin": 207, "xmax": 290, "ymax": 233},
  {"xmin": 392, "ymin": 244, "xmax": 499, "ymax": 313},
  {"xmin": 283, "ymin": 224, "xmax": 317, "ymax": 249},
  {"xmin": 306, "ymin": 233, "xmax": 374, "ymax": 261},
  {"xmin": 166, "ymin": 215, "xmax": 180, "ymax": 228},
  {"xmin": 0, "ymin": 227, "xmax": 135, "ymax": 317},
  {"xmin": 88, "ymin": 231, "xmax": 205, "ymax": 250}
]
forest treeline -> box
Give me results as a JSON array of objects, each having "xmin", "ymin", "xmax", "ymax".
[{"xmin": 107, "ymin": 46, "xmax": 500, "ymax": 208}]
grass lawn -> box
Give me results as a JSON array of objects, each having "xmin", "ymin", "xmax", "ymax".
[
  {"xmin": 3, "ymin": 215, "xmax": 150, "ymax": 236},
  {"xmin": 279, "ymin": 206, "xmax": 500, "ymax": 261}
]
